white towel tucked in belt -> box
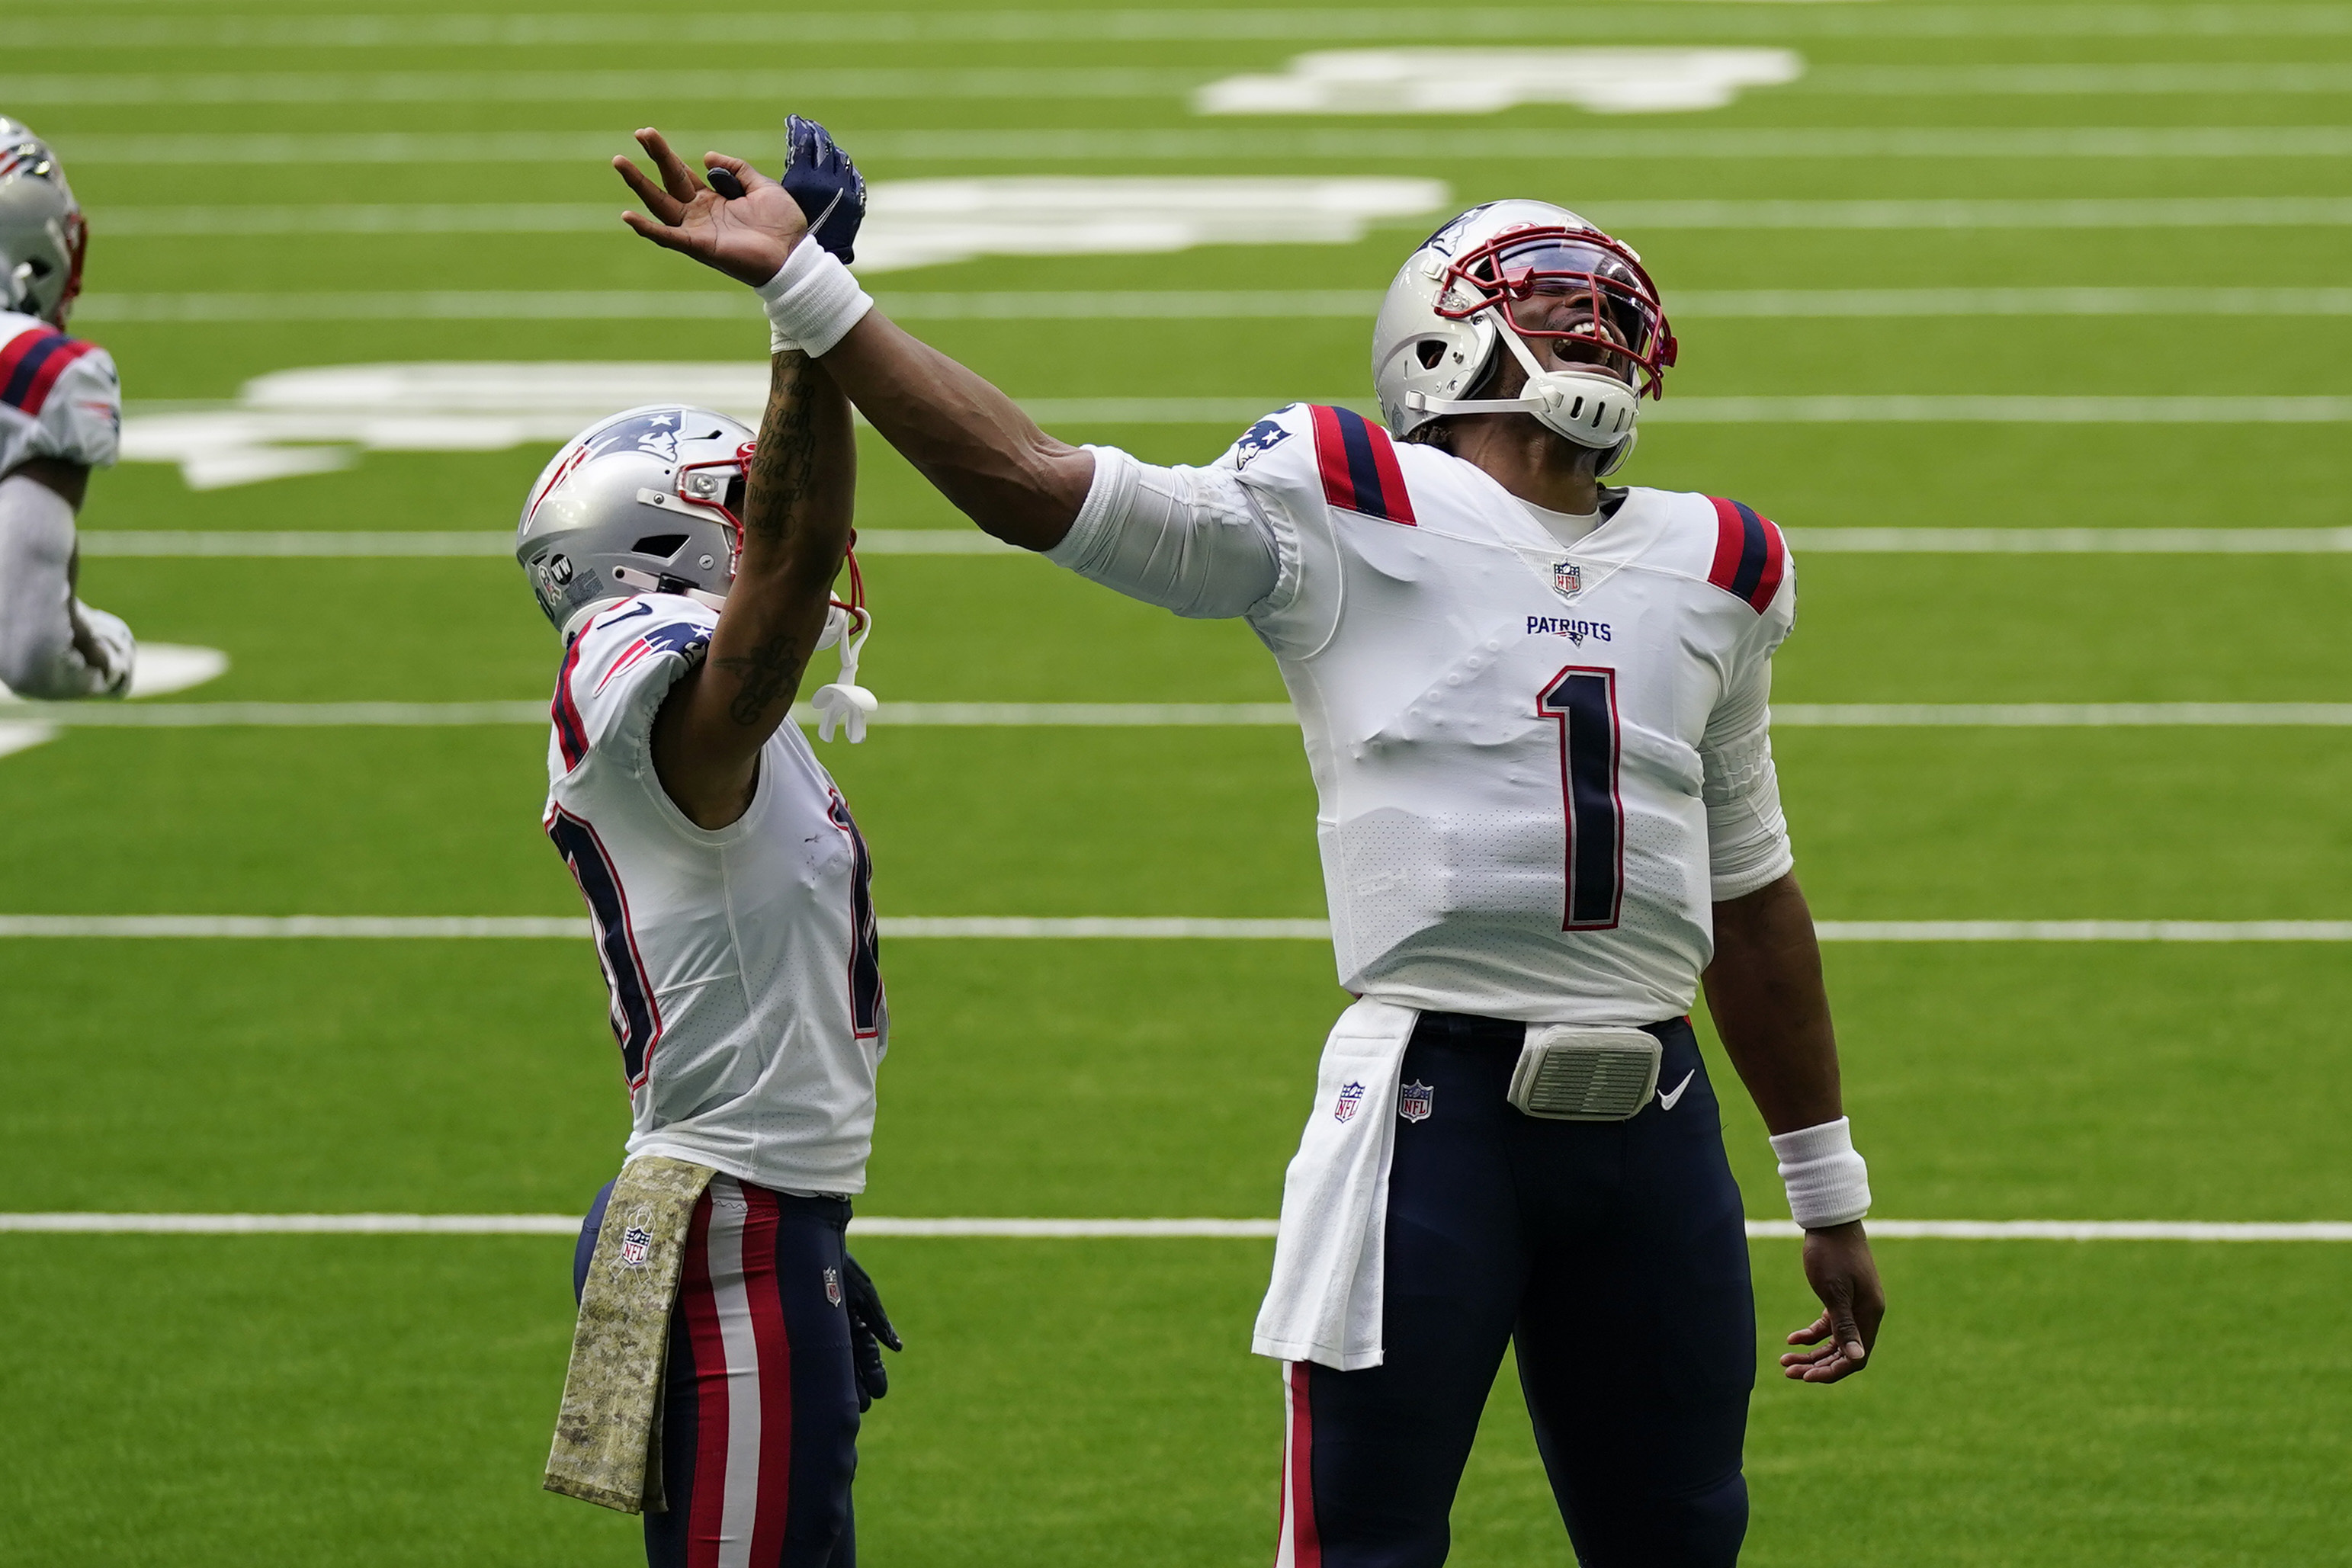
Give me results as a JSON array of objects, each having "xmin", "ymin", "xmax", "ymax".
[{"xmin": 1251, "ymin": 997, "xmax": 1420, "ymax": 1371}]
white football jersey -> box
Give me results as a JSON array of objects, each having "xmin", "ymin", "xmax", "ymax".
[
  {"xmin": 0, "ymin": 309, "xmax": 119, "ymax": 475},
  {"xmin": 1222, "ymin": 402, "xmax": 1795, "ymax": 1024},
  {"xmin": 544, "ymin": 595, "xmax": 887, "ymax": 1194}
]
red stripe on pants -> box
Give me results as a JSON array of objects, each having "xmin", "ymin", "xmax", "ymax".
[
  {"xmin": 1288, "ymin": 1361, "xmax": 1322, "ymax": 1566},
  {"xmin": 677, "ymin": 1197, "xmax": 730, "ymax": 1568},
  {"xmin": 741, "ymin": 1187, "xmax": 796, "ymax": 1566}
]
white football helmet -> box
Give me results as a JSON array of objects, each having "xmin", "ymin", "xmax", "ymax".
[
  {"xmin": 1372, "ymin": 200, "xmax": 1677, "ymax": 477},
  {"xmin": 0, "ymin": 118, "xmax": 85, "ymax": 325},
  {"xmin": 516, "ymin": 404, "xmax": 877, "ymax": 738}
]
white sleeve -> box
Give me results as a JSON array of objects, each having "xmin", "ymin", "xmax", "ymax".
[
  {"xmin": 24, "ymin": 345, "xmax": 122, "ymax": 470},
  {"xmin": 1041, "ymin": 445, "xmax": 1282, "ymax": 620},
  {"xmin": 1699, "ymin": 652, "xmax": 1794, "ymax": 901}
]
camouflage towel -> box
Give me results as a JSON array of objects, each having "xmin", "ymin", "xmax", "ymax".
[{"xmin": 544, "ymin": 1154, "xmax": 717, "ymax": 1513}]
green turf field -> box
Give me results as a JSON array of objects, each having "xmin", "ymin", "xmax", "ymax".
[{"xmin": 6, "ymin": 2, "xmax": 2351, "ymax": 1563}]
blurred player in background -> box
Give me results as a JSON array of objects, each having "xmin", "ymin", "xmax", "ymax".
[
  {"xmin": 621, "ymin": 119, "xmax": 1885, "ymax": 1566},
  {"xmin": 0, "ymin": 117, "xmax": 133, "ymax": 699},
  {"xmin": 531, "ymin": 120, "xmax": 895, "ymax": 1567}
]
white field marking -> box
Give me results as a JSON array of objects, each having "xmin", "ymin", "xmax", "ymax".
[
  {"xmin": 85, "ymin": 195, "xmax": 2352, "ymax": 242},
  {"xmin": 0, "ymin": 643, "xmax": 231, "ymax": 761},
  {"xmin": 50, "ymin": 126, "xmax": 2352, "ymax": 165},
  {"xmin": 0, "ymin": 69, "xmax": 1195, "ymax": 106},
  {"xmin": 1198, "ymin": 48, "xmax": 1805, "ymax": 115},
  {"xmin": 109, "ymin": 362, "xmax": 2352, "ymax": 490},
  {"xmin": 2, "ymin": 1213, "xmax": 2347, "ymax": 1241},
  {"xmin": 70, "ymin": 527, "xmax": 2352, "ymax": 557},
  {"xmin": 74, "ymin": 286, "xmax": 2352, "ymax": 325},
  {"xmin": 75, "ymin": 529, "xmax": 1020, "ymax": 557},
  {"xmin": 1, "ymin": 916, "xmax": 2347, "ymax": 942},
  {"xmin": 87, "ymin": 176, "xmax": 1449, "ymax": 274},
  {"xmin": 22, "ymin": 59, "xmax": 2352, "ymax": 107},
  {"xmin": 8, "ymin": 701, "xmax": 2351, "ymax": 732},
  {"xmin": 1788, "ymin": 527, "xmax": 2352, "ymax": 552},
  {"xmin": 21, "ymin": 6, "xmax": 2352, "ymax": 46}
]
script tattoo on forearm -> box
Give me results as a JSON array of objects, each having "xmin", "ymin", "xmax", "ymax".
[
  {"xmin": 711, "ymin": 352, "xmax": 829, "ymax": 726},
  {"xmin": 716, "ymin": 632, "xmax": 800, "ymax": 726},
  {"xmin": 744, "ymin": 350, "xmax": 820, "ymax": 544}
]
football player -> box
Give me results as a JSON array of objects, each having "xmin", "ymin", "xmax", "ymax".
[
  {"xmin": 621, "ymin": 124, "xmax": 1885, "ymax": 1566},
  {"xmin": 534, "ymin": 120, "xmax": 894, "ymax": 1566},
  {"xmin": 0, "ymin": 117, "xmax": 133, "ymax": 699}
]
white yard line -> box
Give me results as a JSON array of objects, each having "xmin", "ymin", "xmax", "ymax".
[
  {"xmin": 50, "ymin": 126, "xmax": 2352, "ymax": 165},
  {"xmin": 58, "ymin": 123, "xmax": 2352, "ymax": 165},
  {"xmin": 23, "ymin": 6, "xmax": 2352, "ymax": 48},
  {"xmin": 29, "ymin": 5, "xmax": 2352, "ymax": 46},
  {"xmin": 74, "ymin": 527, "xmax": 2352, "ymax": 557},
  {"xmin": 75, "ymin": 286, "xmax": 2352, "ymax": 324},
  {"xmin": 20, "ymin": 61, "xmax": 2352, "ymax": 107},
  {"xmin": 1, "ymin": 916, "xmax": 2347, "ymax": 941},
  {"xmin": 1, "ymin": 1212, "xmax": 2344, "ymax": 1240},
  {"xmin": 8, "ymin": 701, "xmax": 2352, "ymax": 729},
  {"xmin": 83, "ymin": 197, "xmax": 2352, "ymax": 237}
]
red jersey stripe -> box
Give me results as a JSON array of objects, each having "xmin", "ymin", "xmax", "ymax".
[
  {"xmin": 679, "ymin": 1197, "xmax": 730, "ymax": 1568},
  {"xmin": 740, "ymin": 1188, "xmax": 795, "ymax": 1568}
]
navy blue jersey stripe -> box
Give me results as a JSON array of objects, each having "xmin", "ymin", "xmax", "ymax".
[
  {"xmin": 1728, "ymin": 501, "xmax": 1770, "ymax": 604},
  {"xmin": 547, "ymin": 810, "xmax": 659, "ymax": 1085},
  {"xmin": 0, "ymin": 332, "xmax": 66, "ymax": 412},
  {"xmin": 1338, "ymin": 409, "xmax": 1389, "ymax": 519}
]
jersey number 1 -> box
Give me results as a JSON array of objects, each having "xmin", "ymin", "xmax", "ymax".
[{"xmin": 1537, "ymin": 666, "xmax": 1624, "ymax": 930}]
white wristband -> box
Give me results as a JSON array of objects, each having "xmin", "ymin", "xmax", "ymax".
[
  {"xmin": 753, "ymin": 238, "xmax": 872, "ymax": 357},
  {"xmin": 1770, "ymin": 1116, "xmax": 1872, "ymax": 1230}
]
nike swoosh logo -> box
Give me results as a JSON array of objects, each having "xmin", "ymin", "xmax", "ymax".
[{"xmin": 1657, "ymin": 1069, "xmax": 1696, "ymax": 1111}]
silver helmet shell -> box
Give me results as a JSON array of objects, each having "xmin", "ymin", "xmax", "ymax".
[
  {"xmin": 1372, "ymin": 200, "xmax": 1673, "ymax": 476},
  {"xmin": 517, "ymin": 405, "xmax": 755, "ymax": 638},
  {"xmin": 0, "ymin": 118, "xmax": 87, "ymax": 325}
]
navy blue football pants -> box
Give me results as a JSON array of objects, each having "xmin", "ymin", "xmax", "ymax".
[
  {"xmin": 576, "ymin": 1176, "xmax": 862, "ymax": 1568},
  {"xmin": 1279, "ymin": 1013, "xmax": 1754, "ymax": 1568}
]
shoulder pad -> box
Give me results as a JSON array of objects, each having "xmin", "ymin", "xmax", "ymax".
[
  {"xmin": 1219, "ymin": 403, "xmax": 1417, "ymax": 527},
  {"xmin": 0, "ymin": 322, "xmax": 107, "ymax": 422},
  {"xmin": 1702, "ymin": 496, "xmax": 1788, "ymax": 614},
  {"xmin": 550, "ymin": 596, "xmax": 714, "ymax": 771}
]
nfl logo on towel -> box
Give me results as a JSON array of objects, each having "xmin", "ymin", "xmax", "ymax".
[
  {"xmin": 1334, "ymin": 1081, "xmax": 1366, "ymax": 1122},
  {"xmin": 619, "ymin": 1225, "xmax": 653, "ymax": 1267},
  {"xmin": 1398, "ymin": 1081, "xmax": 1434, "ymax": 1123},
  {"xmin": 1552, "ymin": 561, "xmax": 1582, "ymax": 599},
  {"xmin": 824, "ymin": 1266, "xmax": 843, "ymax": 1307}
]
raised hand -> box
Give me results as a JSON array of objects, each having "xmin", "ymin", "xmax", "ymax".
[
  {"xmin": 615, "ymin": 127, "xmax": 808, "ymax": 287},
  {"xmin": 1779, "ymin": 1220, "xmax": 1885, "ymax": 1383}
]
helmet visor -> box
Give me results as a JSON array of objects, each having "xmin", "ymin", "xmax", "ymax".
[{"xmin": 1436, "ymin": 227, "xmax": 1677, "ymax": 399}]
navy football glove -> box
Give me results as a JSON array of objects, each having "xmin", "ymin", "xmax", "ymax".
[
  {"xmin": 841, "ymin": 1251, "xmax": 901, "ymax": 1410},
  {"xmin": 781, "ymin": 114, "xmax": 866, "ymax": 265}
]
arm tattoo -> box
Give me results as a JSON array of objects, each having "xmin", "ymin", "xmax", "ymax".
[
  {"xmin": 743, "ymin": 350, "xmax": 821, "ymax": 544},
  {"xmin": 714, "ymin": 633, "xmax": 802, "ymax": 727}
]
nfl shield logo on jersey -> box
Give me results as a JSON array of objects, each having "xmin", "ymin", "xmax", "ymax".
[
  {"xmin": 619, "ymin": 1225, "xmax": 653, "ymax": 1268},
  {"xmin": 1334, "ymin": 1081, "xmax": 1366, "ymax": 1122},
  {"xmin": 823, "ymin": 1266, "xmax": 844, "ymax": 1307},
  {"xmin": 1552, "ymin": 560, "xmax": 1583, "ymax": 600},
  {"xmin": 1398, "ymin": 1081, "xmax": 1435, "ymax": 1123}
]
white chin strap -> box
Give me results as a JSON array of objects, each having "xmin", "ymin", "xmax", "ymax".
[{"xmin": 1404, "ymin": 325, "xmax": 1641, "ymax": 467}]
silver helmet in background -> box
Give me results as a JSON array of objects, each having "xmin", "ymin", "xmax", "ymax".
[
  {"xmin": 518, "ymin": 405, "xmax": 755, "ymax": 638},
  {"xmin": 0, "ymin": 118, "xmax": 87, "ymax": 325}
]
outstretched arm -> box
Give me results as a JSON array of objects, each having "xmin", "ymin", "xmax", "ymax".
[
  {"xmin": 1704, "ymin": 871, "xmax": 1886, "ymax": 1384},
  {"xmin": 647, "ymin": 346, "xmax": 855, "ymax": 829},
  {"xmin": 616, "ymin": 129, "xmax": 1091, "ymax": 551}
]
